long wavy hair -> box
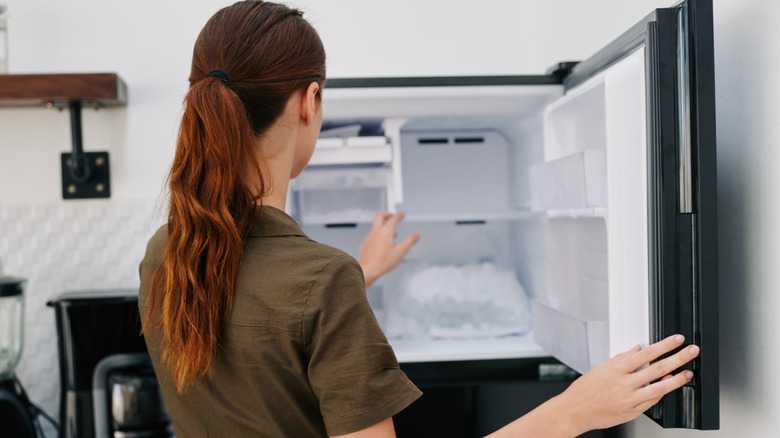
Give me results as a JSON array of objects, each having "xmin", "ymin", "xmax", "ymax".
[{"xmin": 144, "ymin": 1, "xmax": 326, "ymax": 393}]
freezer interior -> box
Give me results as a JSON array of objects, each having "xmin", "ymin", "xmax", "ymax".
[{"xmin": 290, "ymin": 48, "xmax": 651, "ymax": 373}]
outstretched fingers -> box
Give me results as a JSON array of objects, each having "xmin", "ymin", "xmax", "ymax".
[
  {"xmin": 633, "ymin": 343, "xmax": 700, "ymax": 385},
  {"xmin": 395, "ymin": 231, "xmax": 421, "ymax": 256},
  {"xmin": 620, "ymin": 334, "xmax": 686, "ymax": 372},
  {"xmin": 372, "ymin": 212, "xmax": 392, "ymax": 229},
  {"xmin": 636, "ymin": 369, "xmax": 695, "ymax": 405},
  {"xmin": 384, "ymin": 212, "xmax": 405, "ymax": 229},
  {"xmin": 618, "ymin": 335, "xmax": 699, "ymax": 408}
]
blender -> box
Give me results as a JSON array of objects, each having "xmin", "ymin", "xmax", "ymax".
[{"xmin": 0, "ymin": 276, "xmax": 36, "ymax": 437}]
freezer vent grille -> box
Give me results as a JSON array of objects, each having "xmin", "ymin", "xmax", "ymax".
[{"xmin": 417, "ymin": 136, "xmax": 486, "ymax": 145}]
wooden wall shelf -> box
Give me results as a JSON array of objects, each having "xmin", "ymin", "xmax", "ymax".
[
  {"xmin": 0, "ymin": 73, "xmax": 127, "ymax": 200},
  {"xmin": 0, "ymin": 73, "xmax": 127, "ymax": 108}
]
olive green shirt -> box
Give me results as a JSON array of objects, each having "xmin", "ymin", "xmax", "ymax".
[{"xmin": 138, "ymin": 206, "xmax": 421, "ymax": 437}]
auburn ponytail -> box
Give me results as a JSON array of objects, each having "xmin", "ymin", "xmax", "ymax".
[{"xmin": 144, "ymin": 1, "xmax": 325, "ymax": 393}]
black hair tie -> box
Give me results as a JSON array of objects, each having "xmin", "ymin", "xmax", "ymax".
[{"xmin": 207, "ymin": 69, "xmax": 231, "ymax": 84}]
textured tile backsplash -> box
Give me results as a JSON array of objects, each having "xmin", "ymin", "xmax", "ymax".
[{"xmin": 0, "ymin": 200, "xmax": 163, "ymax": 434}]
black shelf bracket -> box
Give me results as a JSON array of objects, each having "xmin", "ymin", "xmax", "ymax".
[{"xmin": 60, "ymin": 100, "xmax": 110, "ymax": 199}]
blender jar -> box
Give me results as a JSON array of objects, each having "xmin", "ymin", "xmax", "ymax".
[{"xmin": 0, "ymin": 277, "xmax": 24, "ymax": 380}]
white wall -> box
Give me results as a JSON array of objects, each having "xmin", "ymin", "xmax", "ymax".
[
  {"xmin": 2, "ymin": 0, "xmax": 778, "ymax": 436},
  {"xmin": 0, "ymin": 0, "xmax": 670, "ymax": 204}
]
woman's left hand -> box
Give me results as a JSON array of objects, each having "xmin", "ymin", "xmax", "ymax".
[{"xmin": 359, "ymin": 212, "xmax": 420, "ymax": 288}]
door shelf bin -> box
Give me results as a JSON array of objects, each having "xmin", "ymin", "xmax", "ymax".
[
  {"xmin": 531, "ymin": 299, "xmax": 608, "ymax": 374},
  {"xmin": 529, "ymin": 150, "xmax": 606, "ymax": 212},
  {"xmin": 292, "ymin": 166, "xmax": 391, "ymax": 224}
]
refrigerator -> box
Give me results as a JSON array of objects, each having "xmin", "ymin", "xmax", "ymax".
[{"xmin": 287, "ymin": 0, "xmax": 717, "ymax": 430}]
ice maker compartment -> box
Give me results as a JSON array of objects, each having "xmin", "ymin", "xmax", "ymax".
[
  {"xmin": 529, "ymin": 150, "xmax": 606, "ymax": 212},
  {"xmin": 531, "ymin": 299, "xmax": 608, "ymax": 374},
  {"xmin": 292, "ymin": 166, "xmax": 391, "ymax": 224}
]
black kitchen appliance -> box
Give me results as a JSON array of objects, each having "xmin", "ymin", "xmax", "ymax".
[
  {"xmin": 0, "ymin": 276, "xmax": 37, "ymax": 438},
  {"xmin": 48, "ymin": 291, "xmax": 171, "ymax": 438}
]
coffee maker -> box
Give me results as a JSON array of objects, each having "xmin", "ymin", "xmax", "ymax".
[{"xmin": 49, "ymin": 291, "xmax": 171, "ymax": 438}]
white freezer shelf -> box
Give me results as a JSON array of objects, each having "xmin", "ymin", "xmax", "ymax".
[
  {"xmin": 544, "ymin": 208, "xmax": 606, "ymax": 219},
  {"xmin": 345, "ymin": 136, "xmax": 388, "ymax": 147},
  {"xmin": 529, "ymin": 150, "xmax": 606, "ymax": 213},
  {"xmin": 531, "ymin": 299, "xmax": 608, "ymax": 374},
  {"xmin": 402, "ymin": 210, "xmax": 536, "ymax": 223},
  {"xmin": 309, "ymin": 138, "xmax": 392, "ymax": 165},
  {"xmin": 389, "ymin": 332, "xmax": 548, "ymax": 364}
]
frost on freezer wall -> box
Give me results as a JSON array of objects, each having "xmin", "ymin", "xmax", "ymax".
[{"xmin": 0, "ymin": 201, "xmax": 162, "ymax": 435}]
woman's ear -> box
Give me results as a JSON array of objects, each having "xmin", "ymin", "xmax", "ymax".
[{"xmin": 300, "ymin": 81, "xmax": 320, "ymax": 125}]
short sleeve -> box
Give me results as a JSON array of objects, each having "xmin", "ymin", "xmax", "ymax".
[{"xmin": 303, "ymin": 254, "xmax": 421, "ymax": 437}]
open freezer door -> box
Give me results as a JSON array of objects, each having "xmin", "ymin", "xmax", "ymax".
[{"xmin": 532, "ymin": 0, "xmax": 717, "ymax": 429}]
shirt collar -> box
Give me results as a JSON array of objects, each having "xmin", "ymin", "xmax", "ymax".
[{"xmin": 247, "ymin": 205, "xmax": 306, "ymax": 238}]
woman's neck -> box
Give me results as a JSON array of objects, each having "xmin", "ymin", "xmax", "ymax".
[
  {"xmin": 254, "ymin": 121, "xmax": 297, "ymax": 212},
  {"xmin": 260, "ymin": 179, "xmax": 289, "ymax": 211}
]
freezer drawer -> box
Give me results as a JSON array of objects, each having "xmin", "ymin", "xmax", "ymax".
[{"xmin": 291, "ymin": 166, "xmax": 392, "ymax": 224}]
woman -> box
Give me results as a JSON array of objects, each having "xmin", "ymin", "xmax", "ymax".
[{"xmin": 138, "ymin": 2, "xmax": 700, "ymax": 437}]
